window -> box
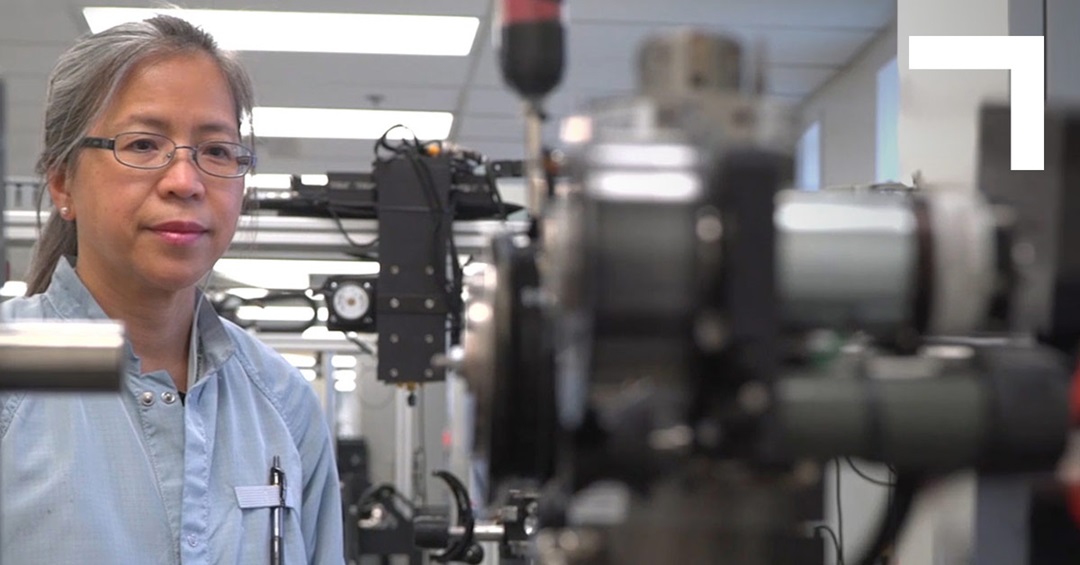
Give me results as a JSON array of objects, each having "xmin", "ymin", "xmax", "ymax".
[
  {"xmin": 876, "ymin": 57, "xmax": 900, "ymax": 182},
  {"xmin": 796, "ymin": 121, "xmax": 822, "ymax": 191}
]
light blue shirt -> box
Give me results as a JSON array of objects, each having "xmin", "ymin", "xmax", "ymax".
[{"xmin": 0, "ymin": 259, "xmax": 345, "ymax": 564}]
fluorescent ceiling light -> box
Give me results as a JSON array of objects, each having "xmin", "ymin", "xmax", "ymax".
[
  {"xmin": 301, "ymin": 174, "xmax": 329, "ymax": 186},
  {"xmin": 244, "ymin": 174, "xmax": 326, "ymax": 190},
  {"xmin": 82, "ymin": 8, "xmax": 478, "ymax": 56},
  {"xmin": 236, "ymin": 305, "xmax": 320, "ymax": 322},
  {"xmin": 333, "ymin": 370, "xmax": 357, "ymax": 382},
  {"xmin": 332, "ymin": 355, "xmax": 358, "ymax": 369},
  {"xmin": 0, "ymin": 281, "xmax": 27, "ymax": 298},
  {"xmin": 281, "ymin": 353, "xmax": 317, "ymax": 368},
  {"xmin": 334, "ymin": 379, "xmax": 358, "ymax": 392},
  {"xmin": 213, "ymin": 258, "xmax": 379, "ymax": 290},
  {"xmin": 246, "ymin": 174, "xmax": 292, "ymax": 190},
  {"xmin": 252, "ymin": 107, "xmax": 453, "ymax": 140}
]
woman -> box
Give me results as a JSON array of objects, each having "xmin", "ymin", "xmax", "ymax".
[{"xmin": 0, "ymin": 15, "xmax": 344, "ymax": 564}]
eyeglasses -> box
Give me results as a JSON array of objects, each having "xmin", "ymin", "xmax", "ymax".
[{"xmin": 80, "ymin": 132, "xmax": 255, "ymax": 178}]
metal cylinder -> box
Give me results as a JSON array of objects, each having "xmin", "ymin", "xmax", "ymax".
[
  {"xmin": 450, "ymin": 523, "xmax": 506, "ymax": 542},
  {"xmin": 0, "ymin": 322, "xmax": 125, "ymax": 391},
  {"xmin": 776, "ymin": 190, "xmax": 920, "ymax": 336},
  {"xmin": 772, "ymin": 344, "xmax": 1069, "ymax": 471},
  {"xmin": 580, "ymin": 139, "xmax": 703, "ymax": 385},
  {"xmin": 776, "ymin": 188, "xmax": 997, "ymax": 338},
  {"xmin": 774, "ymin": 374, "xmax": 985, "ymax": 470},
  {"xmin": 638, "ymin": 31, "xmax": 744, "ymax": 96}
]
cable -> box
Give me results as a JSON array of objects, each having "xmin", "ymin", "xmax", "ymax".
[
  {"xmin": 373, "ymin": 124, "xmax": 424, "ymax": 163},
  {"xmin": 357, "ymin": 483, "xmax": 417, "ymax": 516},
  {"xmin": 326, "ymin": 205, "xmax": 379, "ymax": 258},
  {"xmin": 404, "ymin": 149, "xmax": 465, "ymax": 341},
  {"xmin": 846, "ymin": 457, "xmax": 896, "ymax": 487},
  {"xmin": 814, "ymin": 525, "xmax": 844, "ymax": 565},
  {"xmin": 212, "ymin": 289, "xmax": 319, "ymax": 333},
  {"xmin": 852, "ymin": 473, "xmax": 920, "ymax": 565},
  {"xmin": 345, "ymin": 334, "xmax": 376, "ymax": 357},
  {"xmin": 371, "ymin": 124, "xmax": 476, "ymax": 343}
]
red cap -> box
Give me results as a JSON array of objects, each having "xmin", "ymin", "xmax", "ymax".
[{"xmin": 502, "ymin": 0, "xmax": 561, "ymax": 25}]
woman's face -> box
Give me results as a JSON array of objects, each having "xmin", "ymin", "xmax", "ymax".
[{"xmin": 52, "ymin": 51, "xmax": 245, "ymax": 296}]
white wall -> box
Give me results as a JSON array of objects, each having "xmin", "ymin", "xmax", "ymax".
[
  {"xmin": 799, "ymin": 22, "xmax": 898, "ymax": 189},
  {"xmin": 898, "ymin": 0, "xmax": 1009, "ymax": 192}
]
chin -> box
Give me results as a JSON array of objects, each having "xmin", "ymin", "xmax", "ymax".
[{"xmin": 142, "ymin": 260, "xmax": 214, "ymax": 293}]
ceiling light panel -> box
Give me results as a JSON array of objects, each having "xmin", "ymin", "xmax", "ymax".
[
  {"xmin": 83, "ymin": 8, "xmax": 479, "ymax": 56},
  {"xmin": 251, "ymin": 107, "xmax": 453, "ymax": 140}
]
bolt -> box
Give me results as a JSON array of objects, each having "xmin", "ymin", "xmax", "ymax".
[
  {"xmin": 424, "ymin": 298, "xmax": 435, "ymax": 309},
  {"xmin": 390, "ymin": 334, "xmax": 399, "ymax": 344},
  {"xmin": 389, "ymin": 368, "xmax": 399, "ymax": 378},
  {"xmin": 390, "ymin": 265, "xmax": 400, "ymax": 275},
  {"xmin": 695, "ymin": 211, "xmax": 723, "ymax": 242},
  {"xmin": 424, "ymin": 369, "xmax": 434, "ymax": 378},
  {"xmin": 390, "ymin": 298, "xmax": 400, "ymax": 309},
  {"xmin": 425, "ymin": 266, "xmax": 435, "ymax": 275},
  {"xmin": 424, "ymin": 334, "xmax": 435, "ymax": 344},
  {"xmin": 737, "ymin": 382, "xmax": 771, "ymax": 416},
  {"xmin": 695, "ymin": 420, "xmax": 724, "ymax": 449},
  {"xmin": 647, "ymin": 424, "xmax": 694, "ymax": 453},
  {"xmin": 694, "ymin": 311, "xmax": 728, "ymax": 352}
]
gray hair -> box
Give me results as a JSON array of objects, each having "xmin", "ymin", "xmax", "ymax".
[{"xmin": 25, "ymin": 14, "xmax": 256, "ymax": 295}]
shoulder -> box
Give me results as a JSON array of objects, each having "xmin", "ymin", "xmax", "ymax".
[
  {"xmin": 217, "ymin": 318, "xmax": 324, "ymax": 433},
  {"xmin": 0, "ymin": 295, "xmax": 60, "ymax": 436},
  {"xmin": 219, "ymin": 318, "xmax": 296, "ymax": 381},
  {"xmin": 0, "ymin": 293, "xmax": 55, "ymax": 319}
]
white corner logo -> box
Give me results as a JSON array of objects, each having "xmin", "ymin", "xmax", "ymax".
[{"xmin": 909, "ymin": 36, "xmax": 1045, "ymax": 171}]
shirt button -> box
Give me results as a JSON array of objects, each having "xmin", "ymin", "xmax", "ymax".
[
  {"xmin": 187, "ymin": 534, "xmax": 198, "ymax": 547},
  {"xmin": 138, "ymin": 391, "xmax": 155, "ymax": 406},
  {"xmin": 161, "ymin": 391, "xmax": 177, "ymax": 405}
]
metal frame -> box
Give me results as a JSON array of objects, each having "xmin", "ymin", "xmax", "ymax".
[{"xmin": 2, "ymin": 209, "xmax": 527, "ymax": 260}]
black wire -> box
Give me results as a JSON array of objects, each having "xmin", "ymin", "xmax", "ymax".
[
  {"xmin": 345, "ymin": 334, "xmax": 376, "ymax": 357},
  {"xmin": 846, "ymin": 457, "xmax": 896, "ymax": 487},
  {"xmin": 815, "ymin": 525, "xmax": 845, "ymax": 565},
  {"xmin": 232, "ymin": 290, "xmax": 319, "ymax": 333},
  {"xmin": 373, "ymin": 124, "xmax": 424, "ymax": 163},
  {"xmin": 326, "ymin": 205, "xmax": 379, "ymax": 258},
  {"xmin": 357, "ymin": 483, "xmax": 417, "ymax": 516},
  {"xmin": 853, "ymin": 473, "xmax": 921, "ymax": 565},
  {"xmin": 405, "ymin": 151, "xmax": 465, "ymax": 340},
  {"xmin": 370, "ymin": 124, "xmax": 468, "ymax": 340}
]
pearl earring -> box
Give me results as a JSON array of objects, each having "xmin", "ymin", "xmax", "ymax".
[{"xmin": 60, "ymin": 206, "xmax": 70, "ymax": 218}]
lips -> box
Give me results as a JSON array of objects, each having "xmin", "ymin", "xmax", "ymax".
[{"xmin": 149, "ymin": 221, "xmax": 209, "ymax": 245}]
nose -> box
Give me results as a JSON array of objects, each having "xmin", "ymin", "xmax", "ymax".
[{"xmin": 157, "ymin": 147, "xmax": 206, "ymax": 200}]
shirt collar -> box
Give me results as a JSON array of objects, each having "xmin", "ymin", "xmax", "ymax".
[
  {"xmin": 43, "ymin": 257, "xmax": 236, "ymax": 372},
  {"xmin": 42, "ymin": 256, "xmax": 111, "ymax": 321},
  {"xmin": 193, "ymin": 288, "xmax": 235, "ymax": 373}
]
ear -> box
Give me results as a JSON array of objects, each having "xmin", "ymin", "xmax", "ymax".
[{"xmin": 47, "ymin": 167, "xmax": 73, "ymax": 219}]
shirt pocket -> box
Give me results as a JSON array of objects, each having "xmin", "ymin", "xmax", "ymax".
[{"xmin": 232, "ymin": 481, "xmax": 303, "ymax": 563}]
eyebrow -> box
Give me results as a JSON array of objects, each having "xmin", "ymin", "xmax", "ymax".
[{"xmin": 114, "ymin": 114, "xmax": 240, "ymax": 138}]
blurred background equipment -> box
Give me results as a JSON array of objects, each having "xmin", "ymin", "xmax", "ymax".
[{"xmin": 452, "ymin": 29, "xmax": 1077, "ymax": 565}]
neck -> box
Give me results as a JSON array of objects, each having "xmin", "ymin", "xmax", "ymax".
[{"xmin": 76, "ymin": 265, "xmax": 198, "ymax": 391}]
